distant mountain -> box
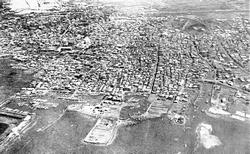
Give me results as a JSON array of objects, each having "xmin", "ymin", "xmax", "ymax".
[{"xmin": 3, "ymin": 0, "xmax": 64, "ymax": 13}]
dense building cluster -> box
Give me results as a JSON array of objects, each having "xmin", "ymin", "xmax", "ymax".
[
  {"xmin": 0, "ymin": 4, "xmax": 250, "ymax": 147},
  {"xmin": 1, "ymin": 5, "xmax": 250, "ymax": 111}
]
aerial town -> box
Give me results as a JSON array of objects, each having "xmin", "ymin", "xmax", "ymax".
[{"xmin": 0, "ymin": 0, "xmax": 249, "ymax": 153}]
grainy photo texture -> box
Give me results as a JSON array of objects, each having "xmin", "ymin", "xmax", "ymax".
[{"xmin": 0, "ymin": 0, "xmax": 249, "ymax": 154}]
